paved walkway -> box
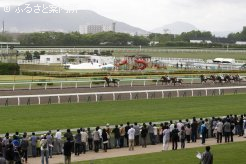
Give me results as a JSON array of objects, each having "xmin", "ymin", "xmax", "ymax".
[{"xmin": 28, "ymin": 136, "xmax": 246, "ymax": 164}]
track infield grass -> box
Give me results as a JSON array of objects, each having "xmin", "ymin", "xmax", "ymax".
[
  {"xmin": 74, "ymin": 141, "xmax": 246, "ymax": 164},
  {"xmin": 0, "ymin": 94, "xmax": 246, "ymax": 133}
]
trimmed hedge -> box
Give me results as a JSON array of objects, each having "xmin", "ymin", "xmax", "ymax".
[
  {"xmin": 0, "ymin": 63, "xmax": 20, "ymax": 75},
  {"xmin": 21, "ymin": 69, "xmax": 246, "ymax": 78}
]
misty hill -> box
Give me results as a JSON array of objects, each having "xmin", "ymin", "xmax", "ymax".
[
  {"xmin": 0, "ymin": 1, "xmax": 148, "ymax": 34},
  {"xmin": 151, "ymin": 21, "xmax": 198, "ymax": 34}
]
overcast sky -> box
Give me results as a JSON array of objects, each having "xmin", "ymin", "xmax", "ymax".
[{"xmin": 0, "ymin": 0, "xmax": 246, "ymax": 32}]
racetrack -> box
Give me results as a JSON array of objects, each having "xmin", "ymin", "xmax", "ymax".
[{"xmin": 1, "ymin": 81, "xmax": 246, "ymax": 106}]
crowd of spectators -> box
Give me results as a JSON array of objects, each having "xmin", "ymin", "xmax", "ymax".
[{"xmin": 0, "ymin": 114, "xmax": 245, "ymax": 164}]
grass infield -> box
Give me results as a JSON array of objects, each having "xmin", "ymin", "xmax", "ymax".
[
  {"xmin": 74, "ymin": 141, "xmax": 246, "ymax": 164},
  {"xmin": 0, "ymin": 94, "xmax": 245, "ymax": 134}
]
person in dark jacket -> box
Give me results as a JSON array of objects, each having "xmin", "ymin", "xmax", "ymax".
[
  {"xmin": 141, "ymin": 123, "xmax": 148, "ymax": 148},
  {"xmin": 102, "ymin": 129, "xmax": 109, "ymax": 152},
  {"xmin": 112, "ymin": 125, "xmax": 120, "ymax": 148},
  {"xmin": 63, "ymin": 139, "xmax": 73, "ymax": 164},
  {"xmin": 5, "ymin": 143, "xmax": 14, "ymax": 164},
  {"xmin": 0, "ymin": 152, "xmax": 6, "ymax": 164},
  {"xmin": 201, "ymin": 146, "xmax": 213, "ymax": 164}
]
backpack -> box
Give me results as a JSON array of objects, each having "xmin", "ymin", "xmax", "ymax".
[
  {"xmin": 42, "ymin": 140, "xmax": 48, "ymax": 149},
  {"xmin": 172, "ymin": 129, "xmax": 179, "ymax": 139},
  {"xmin": 180, "ymin": 131, "xmax": 185, "ymax": 140},
  {"xmin": 20, "ymin": 139, "xmax": 28, "ymax": 150}
]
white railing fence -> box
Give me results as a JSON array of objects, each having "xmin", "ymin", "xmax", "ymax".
[
  {"xmin": 0, "ymin": 78, "xmax": 201, "ymax": 91},
  {"xmin": 1, "ymin": 86, "xmax": 245, "ymax": 106}
]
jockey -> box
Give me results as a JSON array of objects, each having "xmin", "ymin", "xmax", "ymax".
[
  {"xmin": 107, "ymin": 74, "xmax": 112, "ymax": 82},
  {"xmin": 166, "ymin": 75, "xmax": 170, "ymax": 80}
]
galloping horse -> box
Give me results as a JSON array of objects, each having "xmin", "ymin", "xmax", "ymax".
[
  {"xmin": 233, "ymin": 74, "xmax": 243, "ymax": 83},
  {"xmin": 170, "ymin": 77, "xmax": 183, "ymax": 86},
  {"xmin": 200, "ymin": 75, "xmax": 208, "ymax": 84},
  {"xmin": 223, "ymin": 74, "xmax": 234, "ymax": 83},
  {"xmin": 104, "ymin": 77, "xmax": 120, "ymax": 87},
  {"xmin": 209, "ymin": 75, "xmax": 224, "ymax": 84},
  {"xmin": 160, "ymin": 76, "xmax": 171, "ymax": 85}
]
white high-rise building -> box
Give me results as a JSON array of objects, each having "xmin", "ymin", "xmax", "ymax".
[{"xmin": 79, "ymin": 23, "xmax": 116, "ymax": 34}]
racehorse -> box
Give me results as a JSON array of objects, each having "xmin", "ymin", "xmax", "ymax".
[
  {"xmin": 200, "ymin": 75, "xmax": 208, "ymax": 84},
  {"xmin": 160, "ymin": 76, "xmax": 171, "ymax": 85},
  {"xmin": 223, "ymin": 74, "xmax": 234, "ymax": 83},
  {"xmin": 233, "ymin": 74, "xmax": 243, "ymax": 83},
  {"xmin": 103, "ymin": 77, "xmax": 120, "ymax": 87},
  {"xmin": 209, "ymin": 75, "xmax": 224, "ymax": 84},
  {"xmin": 170, "ymin": 77, "xmax": 183, "ymax": 86}
]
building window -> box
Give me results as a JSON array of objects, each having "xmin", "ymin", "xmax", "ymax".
[{"xmin": 46, "ymin": 58, "xmax": 50, "ymax": 61}]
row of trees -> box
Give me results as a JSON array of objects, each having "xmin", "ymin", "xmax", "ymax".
[
  {"xmin": 18, "ymin": 32, "xmax": 149, "ymax": 46},
  {"xmin": 1, "ymin": 27, "xmax": 246, "ymax": 46}
]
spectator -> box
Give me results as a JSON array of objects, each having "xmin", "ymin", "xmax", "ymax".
[
  {"xmin": 87, "ymin": 128, "xmax": 93, "ymax": 151},
  {"xmin": 2, "ymin": 133, "xmax": 10, "ymax": 158},
  {"xmin": 185, "ymin": 123, "xmax": 191, "ymax": 143},
  {"xmin": 177, "ymin": 120, "xmax": 183, "ymax": 131},
  {"xmin": 63, "ymin": 139, "xmax": 73, "ymax": 164},
  {"xmin": 40, "ymin": 135, "xmax": 48, "ymax": 164},
  {"xmin": 200, "ymin": 121, "xmax": 206, "ymax": 144},
  {"xmin": 133, "ymin": 122, "xmax": 140, "ymax": 146},
  {"xmin": 141, "ymin": 123, "xmax": 148, "ymax": 148},
  {"xmin": 205, "ymin": 119, "xmax": 209, "ymax": 138},
  {"xmin": 112, "ymin": 125, "xmax": 120, "ymax": 148},
  {"xmin": 158, "ymin": 123, "xmax": 164, "ymax": 143},
  {"xmin": 216, "ymin": 118, "xmax": 223, "ymax": 143},
  {"xmin": 74, "ymin": 129, "xmax": 81, "ymax": 156},
  {"xmin": 223, "ymin": 119, "xmax": 231, "ymax": 143},
  {"xmin": 46, "ymin": 132, "xmax": 53, "ymax": 158},
  {"xmin": 5, "ymin": 143, "xmax": 14, "ymax": 164},
  {"xmin": 153, "ymin": 124, "xmax": 158, "ymax": 144},
  {"xmin": 162, "ymin": 126, "xmax": 170, "ymax": 151},
  {"xmin": 98, "ymin": 127, "xmax": 103, "ymax": 149},
  {"xmin": 64, "ymin": 129, "xmax": 73, "ymax": 141},
  {"xmin": 81, "ymin": 129, "xmax": 88, "ymax": 154},
  {"xmin": 20, "ymin": 134, "xmax": 29, "ymax": 163},
  {"xmin": 191, "ymin": 117, "xmax": 198, "ymax": 142},
  {"xmin": 30, "ymin": 132, "xmax": 37, "ymax": 157},
  {"xmin": 171, "ymin": 125, "xmax": 179, "ymax": 150},
  {"xmin": 148, "ymin": 122, "xmax": 155, "ymax": 145},
  {"xmin": 93, "ymin": 127, "xmax": 100, "ymax": 153},
  {"xmin": 200, "ymin": 146, "xmax": 213, "ymax": 164},
  {"xmin": 105, "ymin": 123, "xmax": 112, "ymax": 149},
  {"xmin": 180, "ymin": 126, "xmax": 186, "ymax": 149},
  {"xmin": 119, "ymin": 124, "xmax": 125, "ymax": 148},
  {"xmin": 36, "ymin": 137, "xmax": 41, "ymax": 157},
  {"xmin": 128, "ymin": 125, "xmax": 135, "ymax": 151},
  {"xmin": 102, "ymin": 129, "xmax": 109, "ymax": 152},
  {"xmin": 55, "ymin": 129, "xmax": 62, "ymax": 154},
  {"xmin": 125, "ymin": 122, "xmax": 130, "ymax": 147},
  {"xmin": 0, "ymin": 152, "xmax": 6, "ymax": 164}
]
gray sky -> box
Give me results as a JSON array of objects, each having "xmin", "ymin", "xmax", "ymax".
[{"xmin": 0, "ymin": 0, "xmax": 246, "ymax": 32}]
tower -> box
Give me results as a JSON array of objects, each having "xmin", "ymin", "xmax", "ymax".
[{"xmin": 112, "ymin": 22, "xmax": 116, "ymax": 32}]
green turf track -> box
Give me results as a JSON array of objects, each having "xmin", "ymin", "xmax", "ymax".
[
  {"xmin": 0, "ymin": 94, "xmax": 245, "ymax": 134},
  {"xmin": 74, "ymin": 141, "xmax": 246, "ymax": 164}
]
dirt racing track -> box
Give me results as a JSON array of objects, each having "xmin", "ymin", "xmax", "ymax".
[{"xmin": 1, "ymin": 81, "xmax": 246, "ymax": 106}]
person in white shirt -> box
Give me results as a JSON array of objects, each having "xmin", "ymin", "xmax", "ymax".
[
  {"xmin": 55, "ymin": 129, "xmax": 62, "ymax": 154},
  {"xmin": 177, "ymin": 120, "xmax": 184, "ymax": 131},
  {"xmin": 98, "ymin": 127, "xmax": 103, "ymax": 149},
  {"xmin": 216, "ymin": 118, "xmax": 223, "ymax": 143},
  {"xmin": 162, "ymin": 126, "xmax": 171, "ymax": 151},
  {"xmin": 81, "ymin": 129, "xmax": 88, "ymax": 154},
  {"xmin": 128, "ymin": 125, "xmax": 135, "ymax": 151},
  {"xmin": 153, "ymin": 124, "xmax": 158, "ymax": 144},
  {"xmin": 40, "ymin": 134, "xmax": 49, "ymax": 164}
]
